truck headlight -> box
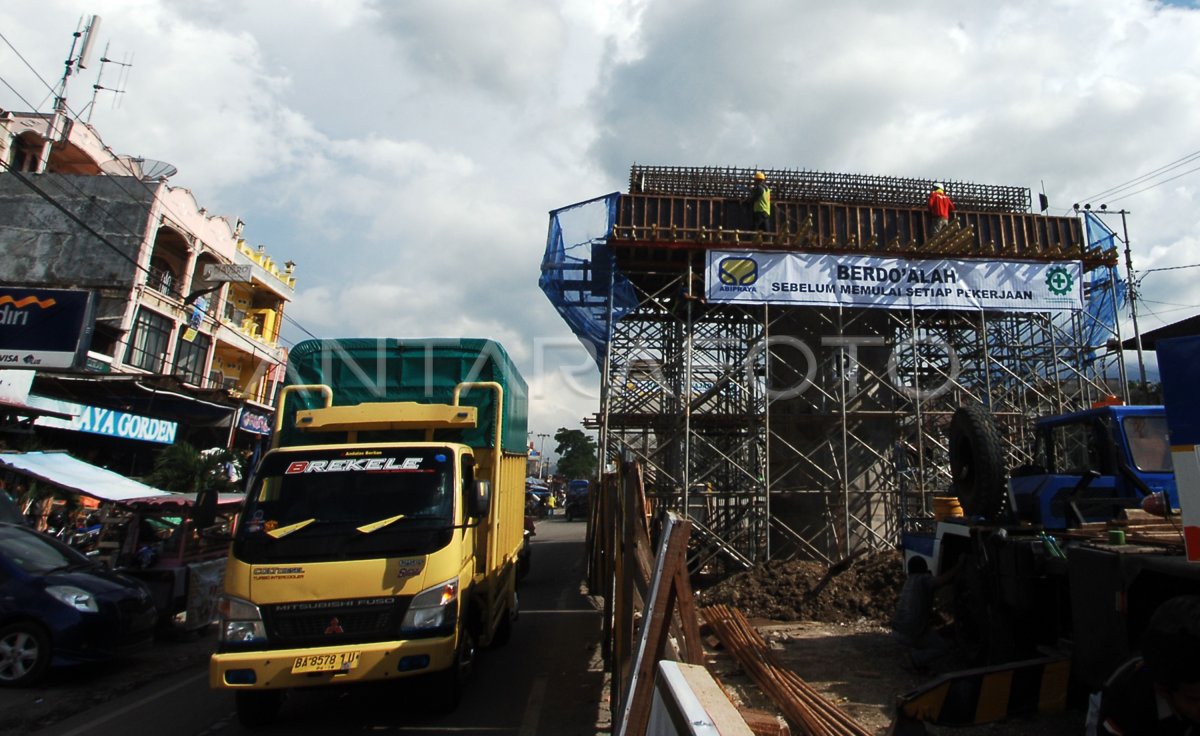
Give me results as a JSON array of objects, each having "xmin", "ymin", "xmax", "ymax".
[
  {"xmin": 401, "ymin": 579, "xmax": 458, "ymax": 634},
  {"xmin": 218, "ymin": 595, "xmax": 267, "ymax": 644},
  {"xmin": 46, "ymin": 585, "xmax": 99, "ymax": 613}
]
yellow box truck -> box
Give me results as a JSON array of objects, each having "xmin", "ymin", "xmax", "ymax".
[{"xmin": 210, "ymin": 338, "xmax": 528, "ymax": 726}]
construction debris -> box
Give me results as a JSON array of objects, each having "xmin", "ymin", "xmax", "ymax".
[{"xmin": 696, "ymin": 551, "xmax": 904, "ymax": 624}]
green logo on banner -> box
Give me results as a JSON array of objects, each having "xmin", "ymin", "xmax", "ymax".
[{"xmin": 1044, "ymin": 265, "xmax": 1074, "ymax": 296}]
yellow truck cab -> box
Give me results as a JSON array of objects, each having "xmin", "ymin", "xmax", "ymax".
[{"xmin": 210, "ymin": 339, "xmax": 528, "ymax": 727}]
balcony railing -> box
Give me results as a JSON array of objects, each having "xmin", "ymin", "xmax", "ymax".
[{"xmin": 146, "ymin": 266, "xmax": 184, "ymax": 300}]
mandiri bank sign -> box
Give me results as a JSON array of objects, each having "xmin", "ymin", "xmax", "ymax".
[{"xmin": 0, "ymin": 288, "xmax": 95, "ymax": 369}]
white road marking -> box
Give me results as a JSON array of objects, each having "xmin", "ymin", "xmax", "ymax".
[
  {"xmin": 518, "ymin": 677, "xmax": 547, "ymax": 736},
  {"xmin": 55, "ymin": 670, "xmax": 210, "ymax": 736}
]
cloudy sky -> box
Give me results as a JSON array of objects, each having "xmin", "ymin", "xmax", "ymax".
[{"xmin": 2, "ymin": 0, "xmax": 1200, "ymax": 446}]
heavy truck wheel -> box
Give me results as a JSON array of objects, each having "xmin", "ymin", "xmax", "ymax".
[
  {"xmin": 949, "ymin": 404, "xmax": 1010, "ymax": 522},
  {"xmin": 430, "ymin": 620, "xmax": 477, "ymax": 713}
]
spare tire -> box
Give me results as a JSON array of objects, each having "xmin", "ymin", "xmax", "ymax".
[{"xmin": 948, "ymin": 403, "xmax": 1010, "ymax": 521}]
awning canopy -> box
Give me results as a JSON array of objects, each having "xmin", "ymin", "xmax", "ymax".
[
  {"xmin": 0, "ymin": 450, "xmax": 172, "ymax": 502},
  {"xmin": 120, "ymin": 492, "xmax": 244, "ymax": 509}
]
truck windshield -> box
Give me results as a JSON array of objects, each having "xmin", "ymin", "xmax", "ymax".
[
  {"xmin": 233, "ymin": 447, "xmax": 456, "ymax": 563},
  {"xmin": 1122, "ymin": 415, "xmax": 1172, "ymax": 472}
]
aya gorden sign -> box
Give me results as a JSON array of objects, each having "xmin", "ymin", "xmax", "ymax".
[
  {"xmin": 0, "ymin": 288, "xmax": 96, "ymax": 369},
  {"xmin": 705, "ymin": 251, "xmax": 1084, "ymax": 312}
]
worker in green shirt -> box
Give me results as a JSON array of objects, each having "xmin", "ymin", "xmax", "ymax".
[{"xmin": 749, "ymin": 171, "xmax": 771, "ymax": 231}]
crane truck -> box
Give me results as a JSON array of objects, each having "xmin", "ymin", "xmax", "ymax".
[
  {"xmin": 899, "ymin": 334, "xmax": 1200, "ymax": 728},
  {"xmin": 209, "ymin": 338, "xmax": 529, "ymax": 727}
]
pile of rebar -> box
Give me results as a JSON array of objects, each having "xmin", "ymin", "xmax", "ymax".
[
  {"xmin": 701, "ymin": 604, "xmax": 875, "ymax": 736},
  {"xmin": 629, "ymin": 164, "xmax": 1031, "ymax": 213}
]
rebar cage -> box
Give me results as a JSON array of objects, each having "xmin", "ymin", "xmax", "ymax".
[{"xmin": 543, "ymin": 167, "xmax": 1126, "ymax": 571}]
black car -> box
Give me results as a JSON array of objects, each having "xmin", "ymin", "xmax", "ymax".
[{"xmin": 0, "ymin": 522, "xmax": 157, "ymax": 686}]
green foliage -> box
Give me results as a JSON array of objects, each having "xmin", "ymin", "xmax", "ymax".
[
  {"xmin": 553, "ymin": 428, "xmax": 597, "ymax": 481},
  {"xmin": 144, "ymin": 442, "xmax": 241, "ymax": 494}
]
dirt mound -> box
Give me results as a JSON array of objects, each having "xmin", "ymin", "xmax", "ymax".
[{"xmin": 697, "ymin": 550, "xmax": 904, "ymax": 624}]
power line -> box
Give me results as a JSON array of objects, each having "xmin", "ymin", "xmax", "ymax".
[
  {"xmin": 281, "ymin": 312, "xmax": 320, "ymax": 340},
  {"xmin": 1143, "ymin": 262, "xmax": 1200, "ymax": 275},
  {"xmin": 0, "ymin": 158, "xmax": 315, "ymax": 358},
  {"xmin": 0, "ymin": 157, "xmax": 149, "ymax": 274},
  {"xmin": 1103, "ymin": 163, "xmax": 1200, "ymax": 206},
  {"xmin": 0, "ymin": 29, "xmax": 59, "ymax": 111},
  {"xmin": 1077, "ymin": 148, "xmax": 1200, "ymax": 204},
  {"xmin": 1, "ymin": 29, "xmax": 323, "ymax": 344}
]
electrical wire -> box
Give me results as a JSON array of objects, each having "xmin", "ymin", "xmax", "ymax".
[
  {"xmin": 281, "ymin": 313, "xmax": 319, "ymax": 340},
  {"xmin": 1077, "ymin": 148, "xmax": 1200, "ymax": 204},
  {"xmin": 0, "ymin": 156, "xmax": 310, "ymax": 361},
  {"xmin": 0, "ymin": 29, "xmax": 59, "ymax": 109},
  {"xmin": 1143, "ymin": 263, "xmax": 1200, "ymax": 274},
  {"xmin": 0, "ymin": 157, "xmax": 149, "ymax": 274},
  {"xmin": 1102, "ymin": 163, "xmax": 1200, "ymax": 206},
  {"xmin": 1, "ymin": 33, "xmax": 325, "ymax": 345}
]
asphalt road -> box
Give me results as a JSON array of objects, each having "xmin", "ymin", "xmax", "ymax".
[{"xmin": 32, "ymin": 516, "xmax": 605, "ymax": 736}]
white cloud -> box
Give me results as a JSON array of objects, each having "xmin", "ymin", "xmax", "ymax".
[{"xmin": 3, "ymin": 0, "xmax": 1200, "ymax": 439}]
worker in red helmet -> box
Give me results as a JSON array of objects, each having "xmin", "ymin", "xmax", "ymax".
[
  {"xmin": 928, "ymin": 183, "xmax": 956, "ymax": 234},
  {"xmin": 749, "ymin": 171, "xmax": 772, "ymax": 232}
]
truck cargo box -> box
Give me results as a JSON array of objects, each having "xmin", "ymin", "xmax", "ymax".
[{"xmin": 278, "ymin": 338, "xmax": 528, "ymax": 453}]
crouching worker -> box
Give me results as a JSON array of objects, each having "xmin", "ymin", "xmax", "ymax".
[
  {"xmin": 1088, "ymin": 595, "xmax": 1200, "ymax": 735},
  {"xmin": 891, "ymin": 555, "xmax": 959, "ymax": 672}
]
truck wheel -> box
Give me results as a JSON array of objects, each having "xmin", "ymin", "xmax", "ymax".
[
  {"xmin": 432, "ymin": 626, "xmax": 476, "ymax": 713},
  {"xmin": 235, "ymin": 690, "xmax": 283, "ymax": 728},
  {"xmin": 949, "ymin": 404, "xmax": 1010, "ymax": 521}
]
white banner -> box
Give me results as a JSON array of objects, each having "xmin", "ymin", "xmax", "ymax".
[{"xmin": 706, "ymin": 251, "xmax": 1084, "ymax": 312}]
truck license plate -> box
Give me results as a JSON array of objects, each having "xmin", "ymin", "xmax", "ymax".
[{"xmin": 291, "ymin": 651, "xmax": 360, "ymax": 674}]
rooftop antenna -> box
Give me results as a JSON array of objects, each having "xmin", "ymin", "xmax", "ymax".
[
  {"xmin": 40, "ymin": 14, "xmax": 102, "ymax": 167},
  {"xmin": 83, "ymin": 42, "xmax": 132, "ymax": 124}
]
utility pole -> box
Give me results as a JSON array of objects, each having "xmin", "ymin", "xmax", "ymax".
[
  {"xmin": 1085, "ymin": 205, "xmax": 1148, "ymax": 391},
  {"xmin": 537, "ymin": 433, "xmax": 550, "ymax": 479},
  {"xmin": 1114, "ymin": 208, "xmax": 1148, "ymax": 390}
]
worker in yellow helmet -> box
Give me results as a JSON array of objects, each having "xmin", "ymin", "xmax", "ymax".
[{"xmin": 749, "ymin": 171, "xmax": 772, "ymax": 231}]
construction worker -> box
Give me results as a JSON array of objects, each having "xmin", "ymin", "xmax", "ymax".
[
  {"xmin": 928, "ymin": 183, "xmax": 956, "ymax": 234},
  {"xmin": 892, "ymin": 555, "xmax": 960, "ymax": 672},
  {"xmin": 749, "ymin": 171, "xmax": 772, "ymax": 231}
]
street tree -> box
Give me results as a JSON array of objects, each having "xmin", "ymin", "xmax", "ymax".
[
  {"xmin": 145, "ymin": 442, "xmax": 242, "ymax": 494},
  {"xmin": 554, "ymin": 428, "xmax": 597, "ymax": 481}
]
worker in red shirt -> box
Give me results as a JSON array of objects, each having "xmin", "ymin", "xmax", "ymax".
[{"xmin": 928, "ymin": 183, "xmax": 955, "ymax": 234}]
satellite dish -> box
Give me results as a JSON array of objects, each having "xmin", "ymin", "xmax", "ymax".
[{"xmin": 135, "ymin": 158, "xmax": 178, "ymax": 181}]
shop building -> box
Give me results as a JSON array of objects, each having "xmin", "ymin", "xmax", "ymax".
[{"xmin": 0, "ymin": 109, "xmax": 293, "ymax": 474}]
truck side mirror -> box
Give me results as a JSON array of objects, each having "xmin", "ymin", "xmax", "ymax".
[{"xmin": 470, "ymin": 480, "xmax": 492, "ymax": 518}]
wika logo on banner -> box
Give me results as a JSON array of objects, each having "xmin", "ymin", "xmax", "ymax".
[{"xmin": 706, "ymin": 251, "xmax": 1084, "ymax": 312}]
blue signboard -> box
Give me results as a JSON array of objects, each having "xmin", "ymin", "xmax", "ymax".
[
  {"xmin": 0, "ymin": 288, "xmax": 95, "ymax": 369},
  {"xmin": 35, "ymin": 403, "xmax": 178, "ymax": 445}
]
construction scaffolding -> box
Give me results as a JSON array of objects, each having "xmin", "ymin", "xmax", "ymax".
[{"xmin": 542, "ymin": 166, "xmax": 1126, "ymax": 572}]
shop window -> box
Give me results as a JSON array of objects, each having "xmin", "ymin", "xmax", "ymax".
[
  {"xmin": 125, "ymin": 308, "xmax": 173, "ymax": 372},
  {"xmin": 174, "ymin": 331, "xmax": 212, "ymax": 386}
]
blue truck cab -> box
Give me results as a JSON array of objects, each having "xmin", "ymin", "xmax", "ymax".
[{"xmin": 1008, "ymin": 404, "xmax": 1176, "ymax": 529}]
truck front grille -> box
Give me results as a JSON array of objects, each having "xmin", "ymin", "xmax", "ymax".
[{"xmin": 264, "ymin": 596, "xmax": 411, "ymax": 647}]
